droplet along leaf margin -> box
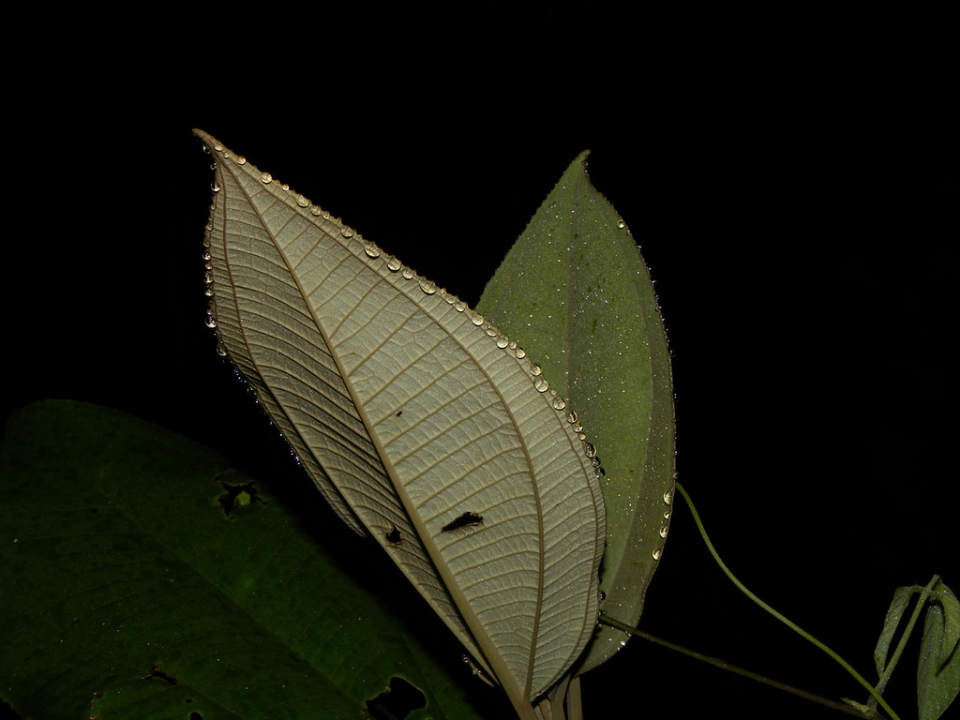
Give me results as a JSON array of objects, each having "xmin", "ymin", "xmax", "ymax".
[{"xmin": 195, "ymin": 130, "xmax": 606, "ymax": 714}]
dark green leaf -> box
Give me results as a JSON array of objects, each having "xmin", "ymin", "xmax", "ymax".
[{"xmin": 0, "ymin": 401, "xmax": 490, "ymax": 719}]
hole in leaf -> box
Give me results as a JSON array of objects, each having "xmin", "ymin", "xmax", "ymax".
[
  {"xmin": 442, "ymin": 512, "xmax": 483, "ymax": 532},
  {"xmin": 364, "ymin": 677, "xmax": 426, "ymax": 720},
  {"xmin": 190, "ymin": 713, "xmax": 204, "ymax": 720},
  {"xmin": 215, "ymin": 479, "xmax": 265, "ymax": 517},
  {"xmin": 141, "ymin": 663, "xmax": 178, "ymax": 685},
  {"xmin": 386, "ymin": 525, "xmax": 403, "ymax": 545}
]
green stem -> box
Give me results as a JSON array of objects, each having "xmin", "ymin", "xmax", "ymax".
[
  {"xmin": 672, "ymin": 480, "xmax": 901, "ymax": 720},
  {"xmin": 599, "ymin": 614, "xmax": 879, "ymax": 717}
]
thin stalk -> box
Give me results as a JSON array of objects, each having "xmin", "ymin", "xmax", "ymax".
[{"xmin": 673, "ymin": 480, "xmax": 900, "ymax": 720}]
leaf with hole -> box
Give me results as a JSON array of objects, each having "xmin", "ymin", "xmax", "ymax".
[{"xmin": 196, "ymin": 131, "xmax": 610, "ymax": 719}]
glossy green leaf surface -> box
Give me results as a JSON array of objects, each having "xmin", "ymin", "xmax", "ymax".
[
  {"xmin": 477, "ymin": 152, "xmax": 675, "ymax": 672},
  {"xmin": 0, "ymin": 400, "xmax": 490, "ymax": 720}
]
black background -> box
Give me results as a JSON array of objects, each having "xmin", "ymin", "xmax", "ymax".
[{"xmin": 4, "ymin": 5, "xmax": 956, "ymax": 719}]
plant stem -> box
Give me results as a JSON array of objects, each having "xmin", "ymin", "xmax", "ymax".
[
  {"xmin": 600, "ymin": 614, "xmax": 883, "ymax": 717},
  {"xmin": 671, "ymin": 480, "xmax": 901, "ymax": 720}
]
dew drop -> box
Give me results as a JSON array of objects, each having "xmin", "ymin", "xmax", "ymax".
[
  {"xmin": 215, "ymin": 342, "xmax": 228, "ymax": 357},
  {"xmin": 362, "ymin": 239, "xmax": 381, "ymax": 258},
  {"xmin": 496, "ymin": 335, "xmax": 509, "ymax": 349},
  {"xmin": 213, "ymin": 143, "xmax": 223, "ymax": 152},
  {"xmin": 201, "ymin": 145, "xmax": 211, "ymax": 154},
  {"xmin": 260, "ymin": 172, "xmax": 272, "ymax": 184},
  {"xmin": 454, "ymin": 300, "xmax": 466, "ymax": 312},
  {"xmin": 515, "ymin": 346, "xmax": 526, "ymax": 359},
  {"xmin": 652, "ymin": 548, "xmax": 663, "ymax": 561},
  {"xmin": 210, "ymin": 182, "xmax": 221, "ymax": 193},
  {"xmin": 583, "ymin": 442, "xmax": 597, "ymax": 458},
  {"xmin": 659, "ymin": 525, "xmax": 669, "ymax": 538},
  {"xmin": 418, "ymin": 278, "xmax": 437, "ymax": 294},
  {"xmin": 443, "ymin": 292, "xmax": 456, "ymax": 305},
  {"xmin": 534, "ymin": 377, "xmax": 549, "ymax": 393},
  {"xmin": 664, "ymin": 510, "xmax": 671, "ymax": 520},
  {"xmin": 205, "ymin": 314, "xmax": 217, "ymax": 329},
  {"xmin": 663, "ymin": 489, "xmax": 674, "ymax": 505},
  {"xmin": 310, "ymin": 205, "xmax": 322, "ymax": 216},
  {"xmin": 471, "ymin": 313, "xmax": 484, "ymax": 326},
  {"xmin": 281, "ymin": 183, "xmax": 290, "ymax": 191},
  {"xmin": 210, "ymin": 161, "xmax": 217, "ymax": 170},
  {"xmin": 296, "ymin": 194, "xmax": 310, "ymax": 207},
  {"xmin": 401, "ymin": 267, "xmax": 415, "ymax": 280},
  {"xmin": 617, "ymin": 219, "xmax": 626, "ymax": 229},
  {"xmin": 484, "ymin": 325, "xmax": 498, "ymax": 337},
  {"xmin": 204, "ymin": 287, "xmax": 214, "ymax": 297},
  {"xmin": 341, "ymin": 226, "xmax": 354, "ymax": 239},
  {"xmin": 552, "ymin": 396, "xmax": 566, "ymax": 410},
  {"xmin": 531, "ymin": 364, "xmax": 542, "ymax": 377},
  {"xmin": 386, "ymin": 256, "xmax": 402, "ymax": 272},
  {"xmin": 566, "ymin": 410, "xmax": 579, "ymax": 424},
  {"xmin": 236, "ymin": 156, "xmax": 246, "ymax": 165},
  {"xmin": 599, "ymin": 590, "xmax": 606, "ymax": 602},
  {"xmin": 572, "ymin": 421, "xmax": 583, "ymax": 433},
  {"xmin": 204, "ymin": 272, "xmax": 213, "ymax": 285}
]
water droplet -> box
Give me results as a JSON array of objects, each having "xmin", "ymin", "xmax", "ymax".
[
  {"xmin": 652, "ymin": 548, "xmax": 663, "ymax": 561},
  {"xmin": 296, "ymin": 194, "xmax": 310, "ymax": 207},
  {"xmin": 471, "ymin": 313, "xmax": 484, "ymax": 326},
  {"xmin": 362, "ymin": 239, "xmax": 381, "ymax": 258},
  {"xmin": 201, "ymin": 145, "xmax": 211, "ymax": 154},
  {"xmin": 210, "ymin": 182, "xmax": 221, "ymax": 193},
  {"xmin": 401, "ymin": 267, "xmax": 415, "ymax": 280},
  {"xmin": 572, "ymin": 421, "xmax": 583, "ymax": 433},
  {"xmin": 205, "ymin": 314, "xmax": 217, "ymax": 329},
  {"xmin": 260, "ymin": 172, "xmax": 272, "ymax": 184},
  {"xmin": 531, "ymin": 364, "xmax": 542, "ymax": 377},
  {"xmin": 566, "ymin": 410, "xmax": 578, "ymax": 424},
  {"xmin": 204, "ymin": 272, "xmax": 214, "ymax": 285},
  {"xmin": 281, "ymin": 183, "xmax": 290, "ymax": 191},
  {"xmin": 386, "ymin": 256, "xmax": 402, "ymax": 272},
  {"xmin": 552, "ymin": 396, "xmax": 566, "ymax": 410},
  {"xmin": 210, "ymin": 161, "xmax": 217, "ymax": 170},
  {"xmin": 599, "ymin": 590, "xmax": 606, "ymax": 602},
  {"xmin": 341, "ymin": 226, "xmax": 354, "ymax": 238},
  {"xmin": 418, "ymin": 278, "xmax": 437, "ymax": 294},
  {"xmin": 514, "ymin": 346, "xmax": 526, "ymax": 359},
  {"xmin": 534, "ymin": 377, "xmax": 549, "ymax": 393},
  {"xmin": 484, "ymin": 325, "xmax": 498, "ymax": 337},
  {"xmin": 663, "ymin": 510, "xmax": 671, "ymax": 520},
  {"xmin": 310, "ymin": 205, "xmax": 322, "ymax": 216},
  {"xmin": 617, "ymin": 219, "xmax": 626, "ymax": 229},
  {"xmin": 496, "ymin": 335, "xmax": 509, "ymax": 349},
  {"xmin": 204, "ymin": 287, "xmax": 214, "ymax": 297},
  {"xmin": 583, "ymin": 442, "xmax": 597, "ymax": 458},
  {"xmin": 663, "ymin": 489, "xmax": 674, "ymax": 505},
  {"xmin": 215, "ymin": 342, "xmax": 228, "ymax": 357},
  {"xmin": 443, "ymin": 292, "xmax": 456, "ymax": 305},
  {"xmin": 454, "ymin": 300, "xmax": 466, "ymax": 312},
  {"xmin": 659, "ymin": 525, "xmax": 669, "ymax": 538},
  {"xmin": 236, "ymin": 156, "xmax": 247, "ymax": 165}
]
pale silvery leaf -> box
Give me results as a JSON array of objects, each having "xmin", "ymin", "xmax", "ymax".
[{"xmin": 195, "ymin": 130, "xmax": 606, "ymax": 720}]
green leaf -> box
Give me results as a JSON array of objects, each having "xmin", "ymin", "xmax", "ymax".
[
  {"xmin": 918, "ymin": 583, "xmax": 960, "ymax": 720},
  {"xmin": 875, "ymin": 586, "xmax": 915, "ymax": 676},
  {"xmin": 477, "ymin": 151, "xmax": 675, "ymax": 672},
  {"xmin": 0, "ymin": 400, "xmax": 492, "ymax": 720}
]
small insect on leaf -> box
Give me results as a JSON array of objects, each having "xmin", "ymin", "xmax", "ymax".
[{"xmin": 442, "ymin": 512, "xmax": 483, "ymax": 532}]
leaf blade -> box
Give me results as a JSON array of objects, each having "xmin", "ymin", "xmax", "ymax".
[
  {"xmin": 477, "ymin": 151, "xmax": 676, "ymax": 672},
  {"xmin": 196, "ymin": 131, "xmax": 607, "ymax": 711}
]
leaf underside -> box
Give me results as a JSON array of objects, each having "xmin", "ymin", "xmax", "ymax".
[{"xmin": 195, "ymin": 130, "xmax": 606, "ymax": 714}]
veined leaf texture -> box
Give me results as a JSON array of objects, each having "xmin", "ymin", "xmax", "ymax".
[{"xmin": 195, "ymin": 131, "xmax": 607, "ymax": 719}]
